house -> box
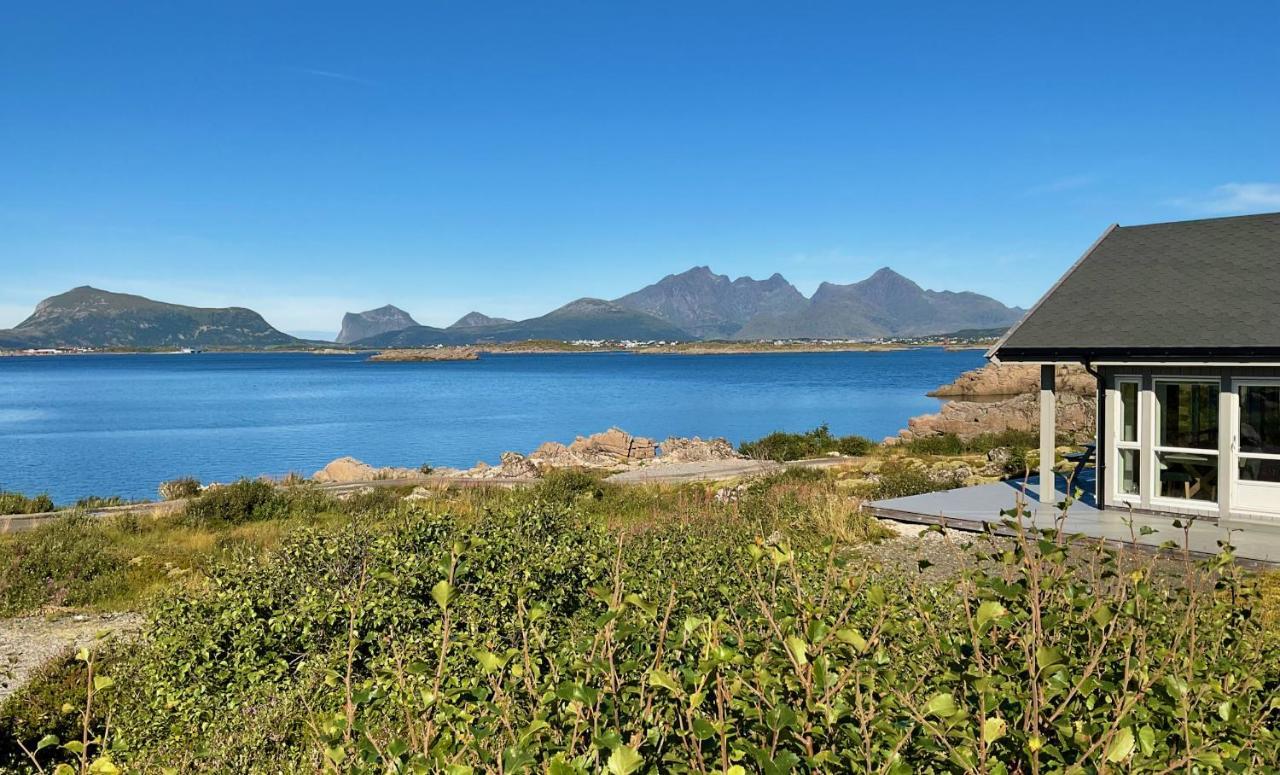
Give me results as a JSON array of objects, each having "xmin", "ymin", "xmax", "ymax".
[
  {"xmin": 869, "ymin": 212, "xmax": 1280, "ymax": 563},
  {"xmin": 991, "ymin": 211, "xmax": 1280, "ymax": 526}
]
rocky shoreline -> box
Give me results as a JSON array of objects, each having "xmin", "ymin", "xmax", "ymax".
[
  {"xmin": 895, "ymin": 362, "xmax": 1096, "ymax": 443},
  {"xmin": 312, "ymin": 427, "xmax": 745, "ymax": 485}
]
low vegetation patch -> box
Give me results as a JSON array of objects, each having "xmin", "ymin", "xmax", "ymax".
[
  {"xmin": 903, "ymin": 429, "xmax": 1043, "ymax": 456},
  {"xmin": 4, "ymin": 468, "xmax": 1278, "ymax": 772},
  {"xmin": 7, "ymin": 498, "xmax": 1278, "ymax": 772},
  {"xmin": 0, "ymin": 491, "xmax": 54, "ymax": 516},
  {"xmin": 739, "ymin": 423, "xmax": 873, "ymax": 461}
]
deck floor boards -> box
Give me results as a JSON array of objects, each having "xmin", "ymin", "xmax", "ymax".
[{"xmin": 867, "ymin": 471, "xmax": 1280, "ymax": 566}]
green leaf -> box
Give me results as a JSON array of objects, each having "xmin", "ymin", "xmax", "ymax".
[
  {"xmin": 982, "ymin": 717, "xmax": 1007, "ymax": 744},
  {"xmin": 1137, "ymin": 725, "xmax": 1155, "ymax": 756},
  {"xmin": 924, "ymin": 692, "xmax": 958, "ymax": 719},
  {"xmin": 443, "ymin": 766, "xmax": 473, "ymax": 775},
  {"xmin": 1104, "ymin": 728, "xmax": 1135, "ymax": 763},
  {"xmin": 834, "ymin": 628, "xmax": 868, "ymax": 653},
  {"xmin": 88, "ymin": 759, "xmax": 120, "ymax": 775},
  {"xmin": 93, "ymin": 675, "xmax": 115, "ymax": 692},
  {"xmin": 606, "ymin": 744, "xmax": 644, "ymax": 775},
  {"xmin": 475, "ymin": 650, "xmax": 506, "ymax": 675},
  {"xmin": 785, "ymin": 635, "xmax": 808, "ymax": 667},
  {"xmin": 35, "ymin": 734, "xmax": 58, "ymax": 751},
  {"xmin": 431, "ymin": 580, "xmax": 455, "ymax": 610},
  {"xmin": 647, "ymin": 669, "xmax": 682, "ymax": 695},
  {"xmin": 1036, "ymin": 645, "xmax": 1064, "ymax": 673},
  {"xmin": 976, "ymin": 600, "xmax": 1007, "ymax": 629}
]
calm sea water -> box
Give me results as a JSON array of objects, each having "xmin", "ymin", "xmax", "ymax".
[{"xmin": 0, "ymin": 349, "xmax": 983, "ymax": 503}]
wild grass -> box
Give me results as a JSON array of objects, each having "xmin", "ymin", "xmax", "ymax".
[{"xmin": 738, "ymin": 423, "xmax": 874, "ymax": 461}]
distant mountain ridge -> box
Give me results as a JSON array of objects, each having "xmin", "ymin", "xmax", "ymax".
[
  {"xmin": 2, "ymin": 267, "xmax": 1023, "ymax": 350},
  {"xmin": 355, "ymin": 298, "xmax": 689, "ymax": 347},
  {"xmin": 731, "ymin": 268, "xmax": 1024, "ymax": 340},
  {"xmin": 0, "ymin": 286, "xmax": 299, "ymax": 348},
  {"xmin": 613, "ymin": 266, "xmax": 808, "ymax": 339},
  {"xmin": 449, "ymin": 311, "xmax": 515, "ymax": 329},
  {"xmin": 337, "ymin": 305, "xmax": 419, "ymax": 344}
]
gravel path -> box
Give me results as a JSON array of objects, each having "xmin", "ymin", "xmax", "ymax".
[
  {"xmin": 849, "ymin": 519, "xmax": 1001, "ymax": 584},
  {"xmin": 0, "ymin": 612, "xmax": 144, "ymax": 704}
]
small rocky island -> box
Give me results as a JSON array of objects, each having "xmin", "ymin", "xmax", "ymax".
[{"xmin": 366, "ymin": 347, "xmax": 480, "ymax": 362}]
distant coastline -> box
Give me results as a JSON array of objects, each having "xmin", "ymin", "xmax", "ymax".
[{"xmin": 1, "ymin": 338, "xmax": 998, "ymax": 359}]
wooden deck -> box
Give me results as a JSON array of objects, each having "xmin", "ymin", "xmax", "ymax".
[{"xmin": 867, "ymin": 470, "xmax": 1280, "ymax": 567}]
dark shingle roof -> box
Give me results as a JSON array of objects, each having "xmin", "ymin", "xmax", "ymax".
[{"xmin": 991, "ymin": 212, "xmax": 1280, "ymax": 361}]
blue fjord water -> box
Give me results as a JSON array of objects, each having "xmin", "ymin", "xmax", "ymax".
[{"xmin": 0, "ymin": 349, "xmax": 984, "ymax": 503}]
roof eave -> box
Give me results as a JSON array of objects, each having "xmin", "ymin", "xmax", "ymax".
[{"xmin": 986, "ymin": 222, "xmax": 1119, "ymax": 362}]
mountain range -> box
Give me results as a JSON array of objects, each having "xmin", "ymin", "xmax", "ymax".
[{"xmin": 0, "ymin": 267, "xmax": 1024, "ymax": 349}]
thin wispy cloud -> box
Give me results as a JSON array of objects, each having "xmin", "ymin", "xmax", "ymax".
[
  {"xmin": 1170, "ymin": 182, "xmax": 1280, "ymax": 215},
  {"xmin": 285, "ymin": 66, "xmax": 377, "ymax": 86},
  {"xmin": 1024, "ymin": 173, "xmax": 1100, "ymax": 197}
]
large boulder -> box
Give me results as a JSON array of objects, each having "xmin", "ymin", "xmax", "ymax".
[
  {"xmin": 313, "ymin": 456, "xmax": 379, "ymax": 483},
  {"xmin": 312, "ymin": 457, "xmax": 421, "ymax": 482},
  {"xmin": 568, "ymin": 427, "xmax": 657, "ymax": 462}
]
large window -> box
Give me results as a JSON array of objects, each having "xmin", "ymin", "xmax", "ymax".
[
  {"xmin": 1238, "ymin": 384, "xmax": 1280, "ymax": 484},
  {"xmin": 1114, "ymin": 379, "xmax": 1140, "ymax": 498},
  {"xmin": 1154, "ymin": 380, "xmax": 1219, "ymax": 503}
]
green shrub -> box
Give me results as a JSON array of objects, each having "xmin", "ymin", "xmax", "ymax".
[
  {"xmin": 533, "ymin": 468, "xmax": 605, "ymax": 503},
  {"xmin": 0, "ymin": 491, "xmax": 54, "ymax": 515},
  {"xmin": 158, "ymin": 476, "xmax": 202, "ymax": 501},
  {"xmin": 866, "ymin": 460, "xmax": 954, "ymax": 500},
  {"xmin": 904, "ymin": 429, "xmax": 1068, "ymax": 457},
  {"xmin": 20, "ymin": 501, "xmax": 1266, "ymax": 772},
  {"xmin": 739, "ymin": 423, "xmax": 873, "ymax": 461},
  {"xmin": 0, "ymin": 514, "xmax": 116, "ymax": 615},
  {"xmin": 182, "ymin": 479, "xmax": 284, "ymax": 526}
]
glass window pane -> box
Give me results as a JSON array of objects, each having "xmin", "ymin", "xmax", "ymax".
[
  {"xmin": 1239, "ymin": 457, "xmax": 1280, "ymax": 483},
  {"xmin": 1156, "ymin": 382, "xmax": 1218, "ymax": 450},
  {"xmin": 1238, "ymin": 385, "xmax": 1280, "ymax": 454},
  {"xmin": 1119, "ymin": 382, "xmax": 1138, "ymax": 443},
  {"xmin": 1156, "ymin": 451, "xmax": 1217, "ymax": 502},
  {"xmin": 1117, "ymin": 448, "xmax": 1140, "ymax": 495}
]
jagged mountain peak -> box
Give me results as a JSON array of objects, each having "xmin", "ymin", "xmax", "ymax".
[{"xmin": 336, "ymin": 304, "xmax": 419, "ymax": 344}]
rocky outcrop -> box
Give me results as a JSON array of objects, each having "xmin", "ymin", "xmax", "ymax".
[
  {"xmin": 525, "ymin": 428, "xmax": 659, "ymax": 470},
  {"xmin": 899, "ymin": 391, "xmax": 1096, "ymax": 443},
  {"xmin": 929, "ymin": 363, "xmax": 1094, "ymax": 397},
  {"xmin": 459, "ymin": 452, "xmax": 542, "ymax": 480},
  {"xmin": 367, "ymin": 347, "xmax": 479, "ymax": 362},
  {"xmin": 656, "ymin": 436, "xmax": 743, "ymax": 463}
]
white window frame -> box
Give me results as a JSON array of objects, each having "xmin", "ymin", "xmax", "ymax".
[
  {"xmin": 1111, "ymin": 376, "xmax": 1142, "ymax": 505},
  {"xmin": 1231, "ymin": 378, "xmax": 1280, "ymax": 515},
  {"xmin": 1150, "ymin": 377, "xmax": 1222, "ymax": 511}
]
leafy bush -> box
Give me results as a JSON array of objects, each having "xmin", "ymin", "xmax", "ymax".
[
  {"xmin": 158, "ymin": 476, "xmax": 202, "ymax": 501},
  {"xmin": 533, "ymin": 468, "xmax": 606, "ymax": 503},
  {"xmin": 0, "ymin": 514, "xmax": 118, "ymax": 615},
  {"xmin": 182, "ymin": 479, "xmax": 284, "ymax": 526},
  {"xmin": 0, "ymin": 491, "xmax": 54, "ymax": 515},
  {"xmin": 739, "ymin": 423, "xmax": 873, "ymax": 461},
  {"xmin": 10, "ymin": 498, "xmax": 1273, "ymax": 772},
  {"xmin": 865, "ymin": 460, "xmax": 955, "ymax": 500}
]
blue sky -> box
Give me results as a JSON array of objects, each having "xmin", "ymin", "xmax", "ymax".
[{"xmin": 3, "ymin": 2, "xmax": 1278, "ymax": 334}]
